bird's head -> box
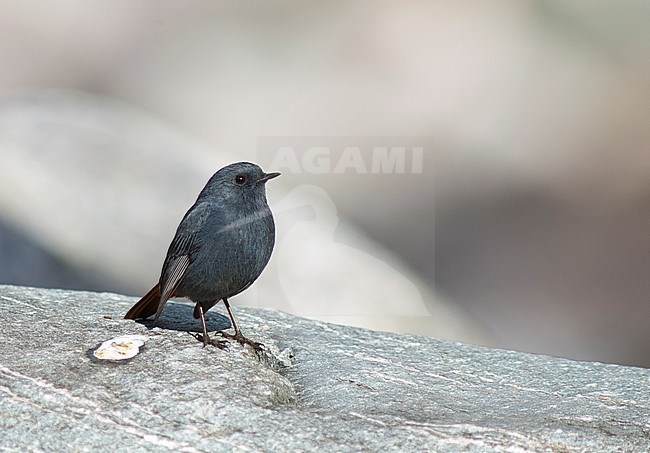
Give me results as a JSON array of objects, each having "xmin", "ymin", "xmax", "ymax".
[{"xmin": 200, "ymin": 162, "xmax": 280, "ymax": 204}]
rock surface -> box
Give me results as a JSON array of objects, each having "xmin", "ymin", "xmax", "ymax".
[{"xmin": 1, "ymin": 284, "xmax": 648, "ymax": 451}]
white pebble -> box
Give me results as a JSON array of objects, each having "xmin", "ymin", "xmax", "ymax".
[{"xmin": 93, "ymin": 335, "xmax": 149, "ymax": 361}]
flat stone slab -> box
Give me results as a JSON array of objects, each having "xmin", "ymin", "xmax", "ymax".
[{"xmin": 1, "ymin": 284, "xmax": 648, "ymax": 451}]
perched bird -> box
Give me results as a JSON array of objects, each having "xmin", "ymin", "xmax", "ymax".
[{"xmin": 124, "ymin": 162, "xmax": 280, "ymax": 350}]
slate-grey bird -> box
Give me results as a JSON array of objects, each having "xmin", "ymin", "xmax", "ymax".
[{"xmin": 124, "ymin": 162, "xmax": 280, "ymax": 350}]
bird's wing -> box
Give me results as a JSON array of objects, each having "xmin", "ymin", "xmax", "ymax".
[
  {"xmin": 158, "ymin": 237, "xmax": 192, "ymax": 302},
  {"xmin": 155, "ymin": 202, "xmax": 213, "ymax": 320}
]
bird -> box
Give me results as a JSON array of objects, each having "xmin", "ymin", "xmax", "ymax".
[{"xmin": 124, "ymin": 162, "xmax": 280, "ymax": 350}]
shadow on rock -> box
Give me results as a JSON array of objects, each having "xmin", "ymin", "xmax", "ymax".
[{"xmin": 133, "ymin": 301, "xmax": 232, "ymax": 333}]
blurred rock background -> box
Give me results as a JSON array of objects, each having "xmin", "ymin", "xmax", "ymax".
[{"xmin": 0, "ymin": 1, "xmax": 648, "ymax": 366}]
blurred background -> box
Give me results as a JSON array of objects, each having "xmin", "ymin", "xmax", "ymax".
[{"xmin": 1, "ymin": 1, "xmax": 649, "ymax": 367}]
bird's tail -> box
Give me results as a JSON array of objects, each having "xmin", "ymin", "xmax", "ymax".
[{"xmin": 124, "ymin": 284, "xmax": 161, "ymax": 320}]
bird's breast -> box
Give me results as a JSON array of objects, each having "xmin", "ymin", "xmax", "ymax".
[{"xmin": 177, "ymin": 207, "xmax": 275, "ymax": 302}]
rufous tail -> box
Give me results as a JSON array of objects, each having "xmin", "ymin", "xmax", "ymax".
[{"xmin": 124, "ymin": 284, "xmax": 161, "ymax": 320}]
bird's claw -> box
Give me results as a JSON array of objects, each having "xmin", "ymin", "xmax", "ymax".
[
  {"xmin": 219, "ymin": 331, "xmax": 265, "ymax": 351},
  {"xmin": 194, "ymin": 333, "xmax": 229, "ymax": 350}
]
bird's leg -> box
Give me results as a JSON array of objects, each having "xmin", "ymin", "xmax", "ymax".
[
  {"xmin": 195, "ymin": 304, "xmax": 228, "ymax": 349},
  {"xmin": 219, "ymin": 298, "xmax": 264, "ymax": 351}
]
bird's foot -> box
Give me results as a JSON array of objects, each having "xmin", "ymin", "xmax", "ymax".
[
  {"xmin": 219, "ymin": 331, "xmax": 264, "ymax": 351},
  {"xmin": 193, "ymin": 333, "xmax": 229, "ymax": 350}
]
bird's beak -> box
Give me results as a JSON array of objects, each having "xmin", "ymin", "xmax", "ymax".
[{"xmin": 257, "ymin": 172, "xmax": 281, "ymax": 184}]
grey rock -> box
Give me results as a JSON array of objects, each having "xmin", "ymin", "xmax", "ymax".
[{"xmin": 1, "ymin": 284, "xmax": 648, "ymax": 452}]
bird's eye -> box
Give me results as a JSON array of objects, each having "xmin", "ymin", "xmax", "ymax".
[{"xmin": 234, "ymin": 175, "xmax": 247, "ymax": 185}]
